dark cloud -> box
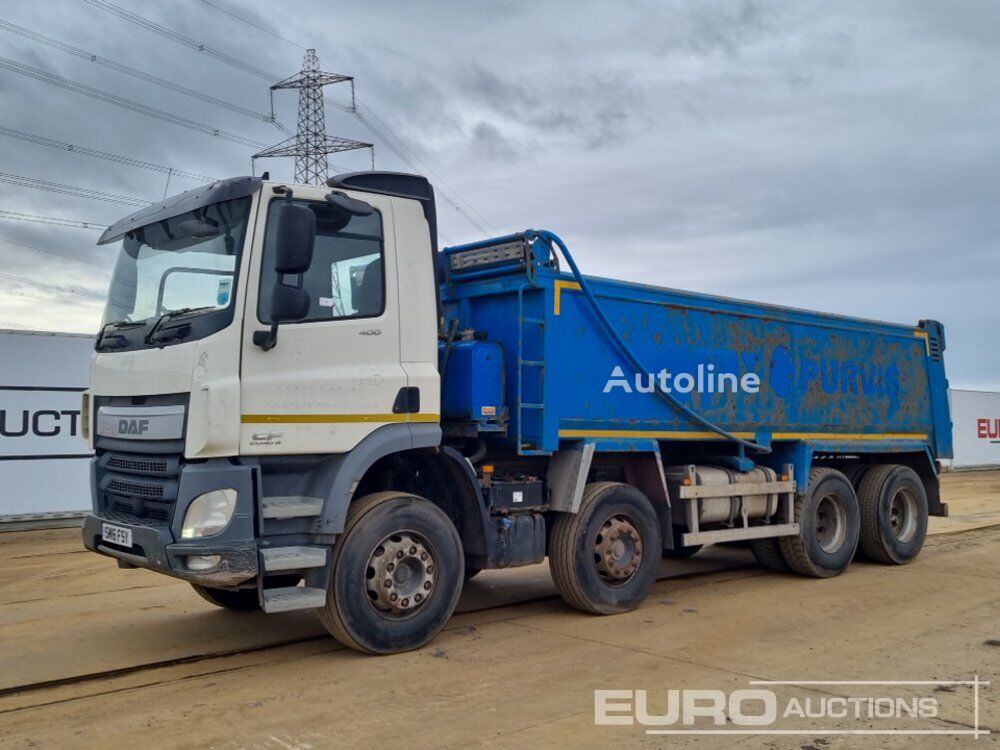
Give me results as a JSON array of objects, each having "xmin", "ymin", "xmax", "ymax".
[{"xmin": 0, "ymin": 0, "xmax": 996, "ymax": 389}]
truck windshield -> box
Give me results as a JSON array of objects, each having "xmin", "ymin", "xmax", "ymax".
[{"xmin": 102, "ymin": 197, "xmax": 252, "ymax": 327}]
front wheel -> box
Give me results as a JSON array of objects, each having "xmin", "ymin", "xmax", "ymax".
[
  {"xmin": 318, "ymin": 492, "xmax": 464, "ymax": 654},
  {"xmin": 190, "ymin": 583, "xmax": 259, "ymax": 611},
  {"xmin": 549, "ymin": 482, "xmax": 661, "ymax": 614}
]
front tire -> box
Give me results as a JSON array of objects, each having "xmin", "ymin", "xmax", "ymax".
[
  {"xmin": 318, "ymin": 492, "xmax": 464, "ymax": 654},
  {"xmin": 190, "ymin": 583, "xmax": 259, "ymax": 611},
  {"xmin": 856, "ymin": 465, "xmax": 928, "ymax": 564},
  {"xmin": 549, "ymin": 482, "xmax": 661, "ymax": 614},
  {"xmin": 779, "ymin": 468, "xmax": 860, "ymax": 578}
]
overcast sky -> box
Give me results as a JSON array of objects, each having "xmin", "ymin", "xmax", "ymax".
[{"xmin": 0, "ymin": 0, "xmax": 997, "ymax": 388}]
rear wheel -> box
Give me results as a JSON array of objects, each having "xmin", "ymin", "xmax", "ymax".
[
  {"xmin": 779, "ymin": 468, "xmax": 860, "ymax": 578},
  {"xmin": 749, "ymin": 537, "xmax": 790, "ymax": 572},
  {"xmin": 857, "ymin": 464, "xmax": 928, "ymax": 564},
  {"xmin": 318, "ymin": 492, "xmax": 464, "ymax": 654},
  {"xmin": 190, "ymin": 584, "xmax": 259, "ymax": 611},
  {"xmin": 549, "ymin": 482, "xmax": 661, "ymax": 614}
]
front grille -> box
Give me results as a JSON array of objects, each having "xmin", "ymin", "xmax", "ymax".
[
  {"xmin": 107, "ymin": 477, "xmax": 165, "ymax": 499},
  {"xmin": 107, "ymin": 454, "xmax": 169, "ymax": 475},
  {"xmin": 98, "ymin": 446, "xmax": 182, "ymax": 523}
]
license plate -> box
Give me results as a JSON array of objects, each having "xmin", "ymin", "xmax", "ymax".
[{"xmin": 102, "ymin": 523, "xmax": 132, "ymax": 548}]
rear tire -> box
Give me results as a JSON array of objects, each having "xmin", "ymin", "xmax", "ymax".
[
  {"xmin": 749, "ymin": 537, "xmax": 790, "ymax": 572},
  {"xmin": 549, "ymin": 482, "xmax": 661, "ymax": 614},
  {"xmin": 318, "ymin": 492, "xmax": 464, "ymax": 654},
  {"xmin": 663, "ymin": 526, "xmax": 702, "ymax": 559},
  {"xmin": 190, "ymin": 584, "xmax": 259, "ymax": 611},
  {"xmin": 856, "ymin": 464, "xmax": 928, "ymax": 564},
  {"xmin": 779, "ymin": 468, "xmax": 860, "ymax": 578}
]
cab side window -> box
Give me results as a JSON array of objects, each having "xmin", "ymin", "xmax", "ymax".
[{"xmin": 259, "ymin": 199, "xmax": 384, "ymax": 323}]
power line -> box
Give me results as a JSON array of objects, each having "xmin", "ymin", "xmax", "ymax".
[
  {"xmin": 0, "ymin": 19, "xmax": 290, "ymax": 134},
  {"xmin": 0, "ymin": 268, "xmax": 106, "ymax": 301},
  {"xmin": 91, "ymin": 0, "xmax": 498, "ymax": 235},
  {"xmin": 0, "ymin": 235, "xmax": 112, "ymax": 270},
  {"xmin": 0, "ymin": 210, "xmax": 105, "ymax": 230},
  {"xmin": 0, "ymin": 126, "xmax": 214, "ymax": 183},
  {"xmin": 196, "ymin": 0, "xmax": 304, "ymax": 50},
  {"xmin": 0, "ymin": 56, "xmax": 268, "ymax": 150},
  {"xmin": 83, "ymin": 0, "xmax": 276, "ymax": 81},
  {"xmin": 0, "ymin": 171, "xmax": 151, "ymax": 207}
]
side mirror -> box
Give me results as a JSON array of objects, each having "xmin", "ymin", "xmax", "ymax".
[
  {"xmin": 254, "ymin": 198, "xmax": 316, "ymax": 351},
  {"xmin": 270, "ymin": 284, "xmax": 310, "ymax": 323},
  {"xmin": 325, "ymin": 191, "xmax": 374, "ymax": 217},
  {"xmin": 254, "ymin": 282, "xmax": 310, "ymax": 351},
  {"xmin": 274, "ymin": 202, "xmax": 316, "ymax": 274}
]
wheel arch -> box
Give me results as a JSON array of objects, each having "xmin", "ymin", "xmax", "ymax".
[{"xmin": 351, "ymin": 444, "xmax": 491, "ymax": 559}]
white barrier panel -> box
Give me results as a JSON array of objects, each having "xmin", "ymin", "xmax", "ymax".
[
  {"xmin": 949, "ymin": 389, "xmax": 1000, "ymax": 469},
  {"xmin": 0, "ymin": 330, "xmax": 95, "ymax": 517}
]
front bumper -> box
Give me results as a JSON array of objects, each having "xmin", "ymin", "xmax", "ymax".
[
  {"xmin": 82, "ymin": 513, "xmax": 258, "ymax": 587},
  {"xmin": 85, "ymin": 449, "xmax": 259, "ymax": 588}
]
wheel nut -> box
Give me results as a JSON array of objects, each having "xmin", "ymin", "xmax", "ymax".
[
  {"xmin": 426, "ymin": 565, "xmax": 434, "ymax": 574},
  {"xmin": 397, "ymin": 550, "xmax": 404, "ymax": 559},
  {"xmin": 390, "ymin": 593, "xmax": 398, "ymax": 601},
  {"xmin": 401, "ymin": 598, "xmax": 409, "ymax": 607},
  {"xmin": 420, "ymin": 552, "xmax": 428, "ymax": 561},
  {"xmin": 384, "ymin": 579, "xmax": 393, "ymax": 588},
  {"xmin": 423, "ymin": 581, "xmax": 432, "ymax": 590},
  {"xmin": 387, "ymin": 562, "xmax": 395, "ymax": 572},
  {"xmin": 415, "ymin": 593, "xmax": 423, "ymax": 603},
  {"xmin": 409, "ymin": 546, "xmax": 417, "ymax": 554}
]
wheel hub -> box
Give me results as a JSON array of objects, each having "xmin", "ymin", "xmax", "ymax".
[
  {"xmin": 365, "ymin": 532, "xmax": 435, "ymax": 617},
  {"xmin": 815, "ymin": 494, "xmax": 847, "ymax": 553},
  {"xmin": 594, "ymin": 515, "xmax": 643, "ymax": 584},
  {"xmin": 889, "ymin": 488, "xmax": 918, "ymax": 542}
]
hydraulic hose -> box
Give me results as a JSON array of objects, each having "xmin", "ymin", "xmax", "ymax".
[{"xmin": 530, "ymin": 229, "xmax": 771, "ymax": 455}]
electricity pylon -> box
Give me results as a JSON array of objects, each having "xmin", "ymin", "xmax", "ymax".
[{"xmin": 253, "ymin": 49, "xmax": 372, "ymax": 184}]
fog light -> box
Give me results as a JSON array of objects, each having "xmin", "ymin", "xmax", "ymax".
[
  {"xmin": 181, "ymin": 489, "xmax": 237, "ymax": 539},
  {"xmin": 186, "ymin": 554, "xmax": 222, "ymax": 571}
]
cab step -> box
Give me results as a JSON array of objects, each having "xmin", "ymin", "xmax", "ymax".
[
  {"xmin": 260, "ymin": 546, "xmax": 327, "ymax": 572},
  {"xmin": 261, "ymin": 586, "xmax": 326, "ymax": 613},
  {"xmin": 261, "ymin": 496, "xmax": 324, "ymax": 520}
]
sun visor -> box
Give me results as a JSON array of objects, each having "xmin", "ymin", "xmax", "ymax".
[{"xmin": 98, "ymin": 176, "xmax": 262, "ymax": 245}]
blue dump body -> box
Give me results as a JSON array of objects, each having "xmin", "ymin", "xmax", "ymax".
[{"xmin": 440, "ymin": 232, "xmax": 951, "ymax": 487}]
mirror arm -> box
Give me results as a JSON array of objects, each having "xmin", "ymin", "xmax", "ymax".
[{"xmin": 253, "ymin": 324, "xmax": 279, "ymax": 351}]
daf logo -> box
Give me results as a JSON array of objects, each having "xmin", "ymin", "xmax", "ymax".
[{"xmin": 119, "ymin": 418, "xmax": 150, "ymax": 435}]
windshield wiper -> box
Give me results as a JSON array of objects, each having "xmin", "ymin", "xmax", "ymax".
[
  {"xmin": 144, "ymin": 306, "xmax": 216, "ymax": 347},
  {"xmin": 96, "ymin": 319, "xmax": 148, "ymax": 350}
]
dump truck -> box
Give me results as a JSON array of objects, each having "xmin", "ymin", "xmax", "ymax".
[{"xmin": 81, "ymin": 172, "xmax": 952, "ymax": 654}]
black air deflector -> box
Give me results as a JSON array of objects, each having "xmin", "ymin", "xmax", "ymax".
[{"xmin": 326, "ymin": 172, "xmax": 438, "ymax": 252}]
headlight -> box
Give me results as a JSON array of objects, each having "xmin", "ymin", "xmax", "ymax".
[{"xmin": 181, "ymin": 489, "xmax": 237, "ymax": 539}]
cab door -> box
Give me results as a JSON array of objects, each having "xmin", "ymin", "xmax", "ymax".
[{"xmin": 239, "ymin": 182, "xmax": 408, "ymax": 455}]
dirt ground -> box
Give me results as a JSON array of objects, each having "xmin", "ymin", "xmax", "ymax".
[{"xmin": 0, "ymin": 470, "xmax": 997, "ymax": 749}]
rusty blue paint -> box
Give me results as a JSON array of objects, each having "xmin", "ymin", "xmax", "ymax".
[{"xmin": 441, "ymin": 232, "xmax": 952, "ymax": 471}]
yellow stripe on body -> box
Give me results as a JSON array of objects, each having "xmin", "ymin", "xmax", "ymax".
[
  {"xmin": 559, "ymin": 428, "xmax": 927, "ymax": 441},
  {"xmin": 242, "ymin": 413, "xmax": 440, "ymax": 424},
  {"xmin": 553, "ymin": 279, "xmax": 581, "ymax": 315}
]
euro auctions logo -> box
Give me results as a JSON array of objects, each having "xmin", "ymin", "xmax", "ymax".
[
  {"xmin": 976, "ymin": 418, "xmax": 1000, "ymax": 443},
  {"xmin": 594, "ymin": 677, "xmax": 990, "ymax": 739}
]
